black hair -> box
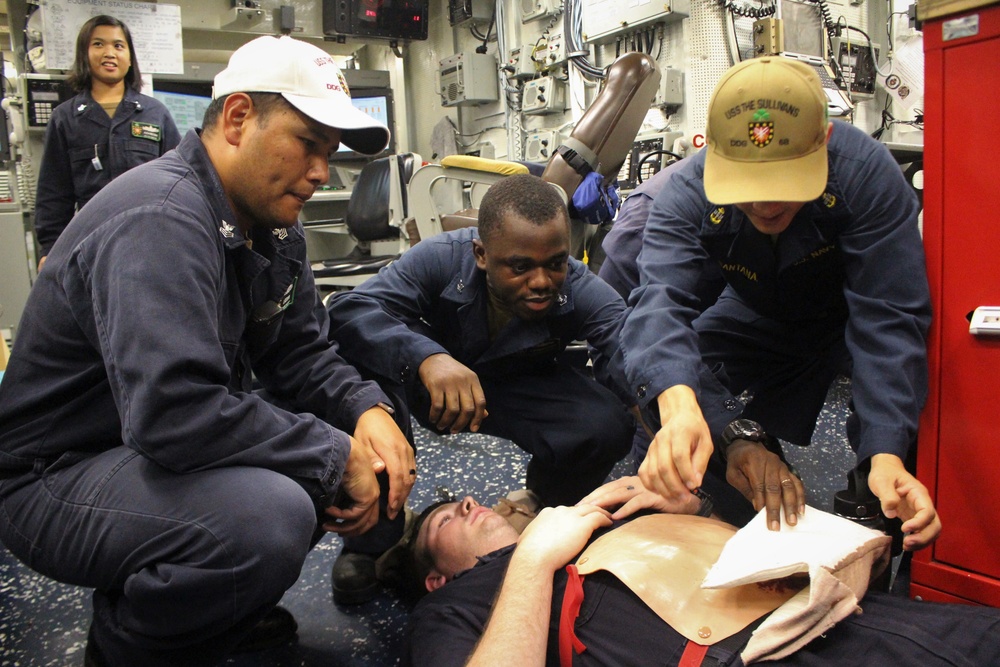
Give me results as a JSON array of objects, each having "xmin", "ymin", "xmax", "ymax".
[
  {"xmin": 68, "ymin": 15, "xmax": 142, "ymax": 94},
  {"xmin": 200, "ymin": 92, "xmax": 288, "ymax": 134},
  {"xmin": 477, "ymin": 174, "xmax": 569, "ymax": 245}
]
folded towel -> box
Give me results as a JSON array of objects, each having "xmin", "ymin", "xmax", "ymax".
[{"xmin": 702, "ymin": 507, "xmax": 892, "ymax": 663}]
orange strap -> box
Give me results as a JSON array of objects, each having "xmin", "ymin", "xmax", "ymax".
[
  {"xmin": 679, "ymin": 640, "xmax": 710, "ymax": 667},
  {"xmin": 559, "ymin": 564, "xmax": 587, "ymax": 667}
]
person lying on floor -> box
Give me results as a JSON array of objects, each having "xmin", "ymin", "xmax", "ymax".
[{"xmin": 396, "ymin": 477, "xmax": 999, "ymax": 666}]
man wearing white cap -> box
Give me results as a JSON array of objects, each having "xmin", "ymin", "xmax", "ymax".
[
  {"xmin": 620, "ymin": 57, "xmax": 940, "ymax": 550},
  {"xmin": 0, "ymin": 35, "xmax": 413, "ymax": 665}
]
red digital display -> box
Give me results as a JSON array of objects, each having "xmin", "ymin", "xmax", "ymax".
[{"xmin": 333, "ymin": 0, "xmax": 428, "ymax": 41}]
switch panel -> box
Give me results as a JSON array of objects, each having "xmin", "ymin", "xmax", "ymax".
[
  {"xmin": 439, "ymin": 52, "xmax": 499, "ymax": 107},
  {"xmin": 522, "ymin": 76, "xmax": 566, "ymax": 115},
  {"xmin": 540, "ymin": 31, "xmax": 567, "ymax": 70},
  {"xmin": 524, "ymin": 129, "xmax": 562, "ymax": 161},
  {"xmin": 507, "ymin": 44, "xmax": 540, "ymax": 79}
]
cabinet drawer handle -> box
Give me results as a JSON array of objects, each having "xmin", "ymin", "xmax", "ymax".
[{"xmin": 969, "ymin": 307, "xmax": 1000, "ymax": 336}]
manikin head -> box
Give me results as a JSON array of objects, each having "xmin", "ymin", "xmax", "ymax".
[{"xmin": 399, "ymin": 496, "xmax": 519, "ymax": 598}]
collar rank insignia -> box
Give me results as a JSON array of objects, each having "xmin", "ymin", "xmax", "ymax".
[
  {"xmin": 272, "ymin": 228, "xmax": 288, "ymax": 240},
  {"xmin": 557, "ymin": 294, "xmax": 568, "ymax": 306},
  {"xmin": 822, "ymin": 192, "xmax": 836, "ymax": 208},
  {"xmin": 710, "ymin": 207, "xmax": 726, "ymax": 225},
  {"xmin": 219, "ymin": 221, "xmax": 235, "ymax": 239},
  {"xmin": 277, "ymin": 280, "xmax": 296, "ymax": 310},
  {"xmin": 749, "ymin": 109, "xmax": 774, "ymax": 148}
]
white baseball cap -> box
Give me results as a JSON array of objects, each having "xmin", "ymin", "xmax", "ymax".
[{"xmin": 213, "ymin": 35, "xmax": 390, "ymax": 156}]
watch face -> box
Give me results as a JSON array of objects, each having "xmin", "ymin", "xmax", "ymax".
[{"xmin": 724, "ymin": 419, "xmax": 766, "ymax": 444}]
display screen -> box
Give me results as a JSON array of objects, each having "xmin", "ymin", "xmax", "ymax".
[
  {"xmin": 336, "ymin": 93, "xmax": 390, "ymax": 153},
  {"xmin": 150, "ymin": 82, "xmax": 395, "ymax": 160},
  {"xmin": 337, "ymin": 0, "xmax": 428, "ymax": 41},
  {"xmin": 779, "ymin": 0, "xmax": 826, "ymax": 59},
  {"xmin": 331, "ymin": 89, "xmax": 396, "ymax": 161},
  {"xmin": 151, "ymin": 89, "xmax": 212, "ymax": 136}
]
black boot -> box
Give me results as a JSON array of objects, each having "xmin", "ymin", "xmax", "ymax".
[
  {"xmin": 232, "ymin": 606, "xmax": 298, "ymax": 653},
  {"xmin": 332, "ymin": 550, "xmax": 380, "ymax": 605}
]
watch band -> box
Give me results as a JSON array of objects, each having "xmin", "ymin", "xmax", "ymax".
[
  {"xmin": 720, "ymin": 418, "xmax": 767, "ymax": 461},
  {"xmin": 692, "ymin": 488, "xmax": 715, "ymax": 518}
]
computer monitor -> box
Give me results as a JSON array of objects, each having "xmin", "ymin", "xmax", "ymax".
[
  {"xmin": 776, "ymin": 0, "xmax": 827, "ymax": 61},
  {"xmin": 151, "ymin": 82, "xmax": 395, "ymax": 159},
  {"xmin": 772, "ymin": 0, "xmax": 852, "ymax": 115},
  {"xmin": 151, "ymin": 80, "xmax": 214, "ymax": 137},
  {"xmin": 331, "ymin": 88, "xmax": 396, "ymax": 162}
]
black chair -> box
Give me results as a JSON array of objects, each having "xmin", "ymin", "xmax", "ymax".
[{"xmin": 312, "ymin": 152, "xmax": 419, "ymax": 288}]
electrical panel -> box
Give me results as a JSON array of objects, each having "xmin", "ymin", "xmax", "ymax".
[
  {"xmin": 581, "ymin": 0, "xmax": 689, "ymax": 44},
  {"xmin": 832, "ymin": 37, "xmax": 880, "ymax": 97},
  {"xmin": 752, "ymin": 17, "xmax": 783, "ymax": 56},
  {"xmin": 221, "ymin": 5, "xmax": 266, "ymax": 30},
  {"xmin": 524, "ymin": 129, "xmax": 562, "ymax": 162},
  {"xmin": 656, "ymin": 67, "xmax": 684, "ymax": 109},
  {"xmin": 439, "ymin": 53, "xmax": 499, "ymax": 107},
  {"xmin": 23, "ymin": 74, "xmax": 73, "ymax": 129},
  {"xmin": 449, "ymin": 0, "xmax": 493, "ymax": 27},
  {"xmin": 520, "ymin": 0, "xmax": 562, "ymax": 22},
  {"xmin": 507, "ymin": 44, "xmax": 540, "ymax": 79},
  {"xmin": 539, "ymin": 31, "xmax": 568, "ymax": 70},
  {"xmin": 617, "ymin": 131, "xmax": 683, "ymax": 191},
  {"xmin": 522, "ymin": 76, "xmax": 566, "ymax": 115}
]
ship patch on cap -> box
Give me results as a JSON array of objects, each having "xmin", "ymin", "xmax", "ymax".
[{"xmin": 749, "ymin": 109, "xmax": 774, "ymax": 148}]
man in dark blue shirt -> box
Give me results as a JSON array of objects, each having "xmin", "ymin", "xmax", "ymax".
[
  {"xmin": 328, "ymin": 175, "xmax": 634, "ymax": 508},
  {"xmin": 620, "ymin": 57, "xmax": 939, "ymax": 548},
  {"xmin": 0, "ymin": 36, "xmax": 413, "ymax": 666},
  {"xmin": 326, "ymin": 175, "xmax": 635, "ymax": 601}
]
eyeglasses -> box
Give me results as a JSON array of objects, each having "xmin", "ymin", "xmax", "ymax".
[{"xmin": 433, "ymin": 485, "xmax": 458, "ymax": 503}]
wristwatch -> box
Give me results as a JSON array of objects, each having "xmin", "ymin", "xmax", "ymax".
[
  {"xmin": 692, "ymin": 488, "xmax": 715, "ymax": 518},
  {"xmin": 720, "ymin": 418, "xmax": 767, "ymax": 460}
]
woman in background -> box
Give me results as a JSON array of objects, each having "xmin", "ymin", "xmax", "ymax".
[{"xmin": 34, "ymin": 15, "xmax": 180, "ymax": 269}]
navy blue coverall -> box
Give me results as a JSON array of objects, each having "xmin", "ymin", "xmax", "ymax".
[
  {"xmin": 34, "ymin": 88, "xmax": 181, "ymax": 256},
  {"xmin": 326, "ymin": 227, "xmax": 634, "ymax": 507},
  {"xmin": 0, "ymin": 131, "xmax": 392, "ymax": 666},
  {"xmin": 622, "ymin": 121, "xmax": 931, "ymax": 469}
]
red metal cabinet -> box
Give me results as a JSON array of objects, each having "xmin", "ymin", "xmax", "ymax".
[{"xmin": 913, "ymin": 2, "xmax": 1000, "ymax": 606}]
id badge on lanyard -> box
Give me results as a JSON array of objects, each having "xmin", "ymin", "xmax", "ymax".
[{"xmin": 91, "ymin": 144, "xmax": 103, "ymax": 171}]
